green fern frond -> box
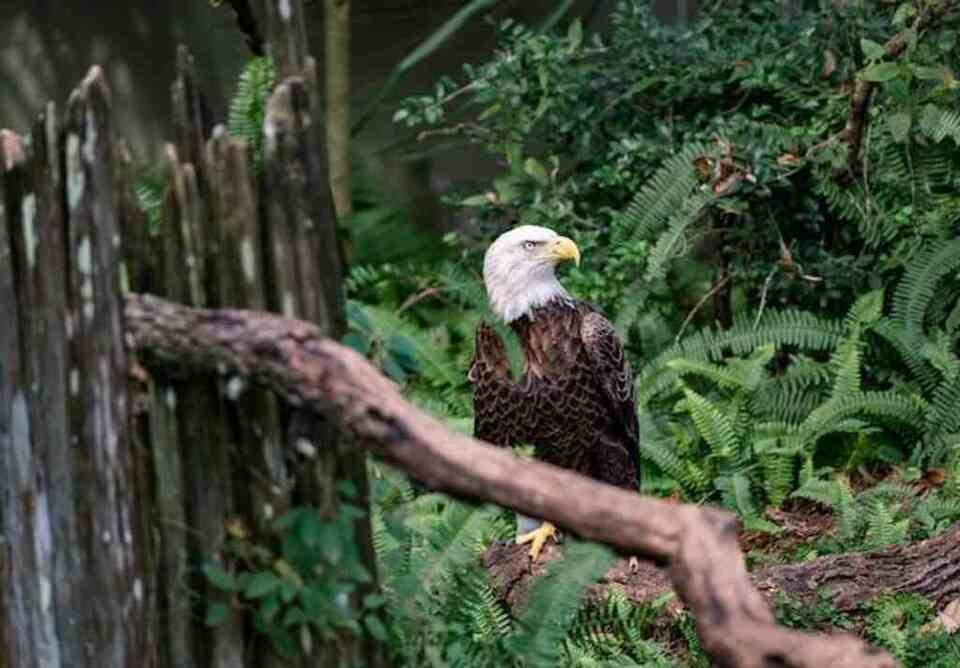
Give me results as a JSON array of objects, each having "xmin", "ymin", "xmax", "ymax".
[
  {"xmin": 792, "ymin": 476, "xmax": 845, "ymax": 509},
  {"xmin": 925, "ymin": 374, "xmax": 960, "ymax": 450},
  {"xmin": 845, "ymin": 289, "xmax": 885, "ymax": 329},
  {"xmin": 759, "ymin": 452, "xmax": 795, "ymax": 507},
  {"xmin": 862, "ymin": 497, "xmax": 910, "ymax": 550},
  {"xmin": 228, "ymin": 56, "xmax": 275, "ymax": 168},
  {"xmin": 637, "ymin": 310, "xmax": 843, "ymax": 406},
  {"xmin": 892, "ymin": 239, "xmax": 960, "ymax": 340},
  {"xmin": 638, "ymin": 434, "xmax": 711, "ymax": 496},
  {"xmin": 643, "ymin": 191, "xmax": 713, "ymax": 283},
  {"xmin": 616, "ymin": 142, "xmax": 711, "ymax": 246},
  {"xmin": 799, "ymin": 391, "xmax": 926, "ymax": 446},
  {"xmin": 752, "ymin": 385, "xmax": 826, "ymax": 424},
  {"xmin": 132, "ymin": 180, "xmax": 164, "ymax": 233},
  {"xmin": 919, "ymin": 106, "xmax": 960, "ymax": 145},
  {"xmin": 872, "ymin": 319, "xmax": 941, "ymax": 393},
  {"xmin": 509, "ymin": 542, "xmax": 616, "ymax": 665},
  {"xmin": 829, "ymin": 335, "xmax": 865, "ymax": 399},
  {"xmin": 677, "ymin": 387, "xmax": 741, "ymax": 462},
  {"xmin": 665, "ymin": 358, "xmax": 744, "ymax": 389}
]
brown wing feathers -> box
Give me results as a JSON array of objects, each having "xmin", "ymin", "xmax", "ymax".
[{"xmin": 470, "ymin": 301, "xmax": 639, "ymax": 491}]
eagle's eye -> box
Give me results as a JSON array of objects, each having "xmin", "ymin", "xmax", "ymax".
[{"xmin": 522, "ymin": 240, "xmax": 537, "ymax": 250}]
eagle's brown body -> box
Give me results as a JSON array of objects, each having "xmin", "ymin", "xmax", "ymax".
[{"xmin": 469, "ymin": 298, "xmax": 639, "ymax": 490}]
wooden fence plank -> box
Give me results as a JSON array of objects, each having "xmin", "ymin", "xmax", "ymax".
[
  {"xmin": 4, "ymin": 121, "xmax": 69, "ymax": 668},
  {"xmin": 263, "ymin": 77, "xmax": 345, "ymax": 330},
  {"xmin": 0, "ymin": 130, "xmax": 54, "ymax": 668},
  {"xmin": 262, "ymin": 70, "xmax": 384, "ymax": 667},
  {"xmin": 1, "ymin": 5, "xmax": 386, "ymax": 662},
  {"xmin": 62, "ymin": 65, "xmax": 144, "ymax": 666},
  {"xmin": 265, "ymin": 0, "xmax": 310, "ymax": 80}
]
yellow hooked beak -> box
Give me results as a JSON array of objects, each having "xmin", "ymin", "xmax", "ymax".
[{"xmin": 543, "ymin": 236, "xmax": 581, "ymax": 267}]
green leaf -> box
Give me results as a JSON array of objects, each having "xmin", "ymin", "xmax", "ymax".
[
  {"xmin": 282, "ymin": 606, "xmax": 310, "ymax": 627},
  {"xmin": 346, "ymin": 302, "xmax": 374, "ymax": 336},
  {"xmin": 567, "ymin": 18, "xmax": 583, "ymax": 50},
  {"xmin": 524, "ymin": 157, "xmax": 549, "ymax": 185},
  {"xmin": 860, "ymin": 38, "xmax": 885, "ymax": 62},
  {"xmin": 862, "ymin": 63, "xmax": 900, "ymax": 83},
  {"xmin": 336, "ymin": 480, "xmax": 358, "ymax": 499},
  {"xmin": 362, "ymin": 593, "xmax": 387, "ymax": 609},
  {"xmin": 364, "ymin": 614, "xmax": 390, "ymax": 642},
  {"xmin": 381, "ymin": 355, "xmax": 408, "ymax": 384},
  {"xmin": 342, "ymin": 332, "xmax": 371, "ymax": 356},
  {"xmin": 461, "ymin": 194, "xmax": 490, "ymax": 207},
  {"xmin": 203, "ymin": 563, "xmax": 238, "ymax": 592},
  {"xmin": 494, "ymin": 175, "xmax": 519, "ymax": 204},
  {"xmin": 893, "ymin": 3, "xmax": 916, "ymax": 26},
  {"xmin": 386, "ymin": 335, "xmax": 418, "ymax": 371},
  {"xmin": 205, "ymin": 602, "xmax": 229, "ymax": 627},
  {"xmin": 889, "ymin": 112, "xmax": 912, "ymax": 143},
  {"xmin": 245, "ymin": 571, "xmax": 282, "ymax": 599},
  {"xmin": 259, "ymin": 595, "xmax": 282, "ymax": 624},
  {"xmin": 913, "ymin": 65, "xmax": 947, "ymax": 81},
  {"xmin": 268, "ymin": 627, "xmax": 297, "ymax": 659}
]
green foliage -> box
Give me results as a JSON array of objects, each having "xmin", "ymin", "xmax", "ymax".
[
  {"xmin": 228, "ymin": 56, "xmax": 275, "ymax": 168},
  {"xmin": 335, "ymin": 1, "xmax": 960, "ymax": 663},
  {"xmin": 866, "ymin": 594, "xmax": 960, "ymax": 667},
  {"xmin": 204, "ymin": 484, "xmax": 373, "ymax": 659},
  {"xmin": 370, "ymin": 464, "xmax": 684, "ymax": 667},
  {"xmin": 775, "ymin": 592, "xmax": 853, "ymax": 633},
  {"xmin": 793, "ymin": 472, "xmax": 960, "ymax": 554}
]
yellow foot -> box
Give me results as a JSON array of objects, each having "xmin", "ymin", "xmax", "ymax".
[{"xmin": 516, "ymin": 521, "xmax": 559, "ymax": 562}]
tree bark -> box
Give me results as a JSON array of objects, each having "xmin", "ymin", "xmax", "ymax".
[
  {"xmin": 326, "ymin": 0, "xmax": 352, "ymax": 222},
  {"xmin": 123, "ymin": 292, "xmax": 899, "ymax": 668}
]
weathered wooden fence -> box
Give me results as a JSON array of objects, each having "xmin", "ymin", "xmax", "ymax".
[{"xmin": 0, "ymin": 1, "xmax": 382, "ymax": 666}]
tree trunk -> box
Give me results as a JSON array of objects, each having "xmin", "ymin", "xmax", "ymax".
[{"xmin": 326, "ymin": 0, "xmax": 352, "ymax": 222}]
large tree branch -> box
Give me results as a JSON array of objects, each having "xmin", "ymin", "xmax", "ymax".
[
  {"xmin": 841, "ymin": 1, "xmax": 956, "ymax": 179},
  {"xmin": 124, "ymin": 292, "xmax": 895, "ymax": 668}
]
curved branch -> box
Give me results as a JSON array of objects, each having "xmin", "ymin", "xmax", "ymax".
[{"xmin": 124, "ymin": 292, "xmax": 896, "ymax": 668}]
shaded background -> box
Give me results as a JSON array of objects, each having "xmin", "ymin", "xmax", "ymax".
[{"xmin": 0, "ymin": 1, "xmax": 695, "ymax": 227}]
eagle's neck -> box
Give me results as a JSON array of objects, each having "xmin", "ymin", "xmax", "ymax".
[
  {"xmin": 509, "ymin": 295, "xmax": 577, "ymax": 330},
  {"xmin": 488, "ymin": 271, "xmax": 572, "ymax": 324}
]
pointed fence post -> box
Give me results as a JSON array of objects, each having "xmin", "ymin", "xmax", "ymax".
[{"xmin": 0, "ymin": 67, "xmax": 147, "ymax": 668}]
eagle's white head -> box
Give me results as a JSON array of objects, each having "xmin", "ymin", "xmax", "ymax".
[{"xmin": 483, "ymin": 225, "xmax": 581, "ymax": 323}]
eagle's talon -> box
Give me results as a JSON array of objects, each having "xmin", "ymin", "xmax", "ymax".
[{"xmin": 516, "ymin": 521, "xmax": 559, "ymax": 563}]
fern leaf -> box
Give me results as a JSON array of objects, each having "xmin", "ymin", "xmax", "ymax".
[
  {"xmin": 510, "ymin": 542, "xmax": 616, "ymax": 665},
  {"xmin": 228, "ymin": 56, "xmax": 275, "ymax": 168},
  {"xmin": 892, "ymin": 239, "xmax": 960, "ymax": 340},
  {"xmin": 616, "ymin": 142, "xmax": 711, "ymax": 245},
  {"xmin": 678, "ymin": 387, "xmax": 741, "ymax": 462}
]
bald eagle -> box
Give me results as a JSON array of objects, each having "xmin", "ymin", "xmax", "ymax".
[{"xmin": 469, "ymin": 225, "xmax": 639, "ymax": 561}]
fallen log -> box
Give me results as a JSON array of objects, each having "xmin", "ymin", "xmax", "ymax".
[
  {"xmin": 124, "ymin": 292, "xmax": 896, "ymax": 668},
  {"xmin": 483, "ymin": 522, "xmax": 960, "ymax": 616}
]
